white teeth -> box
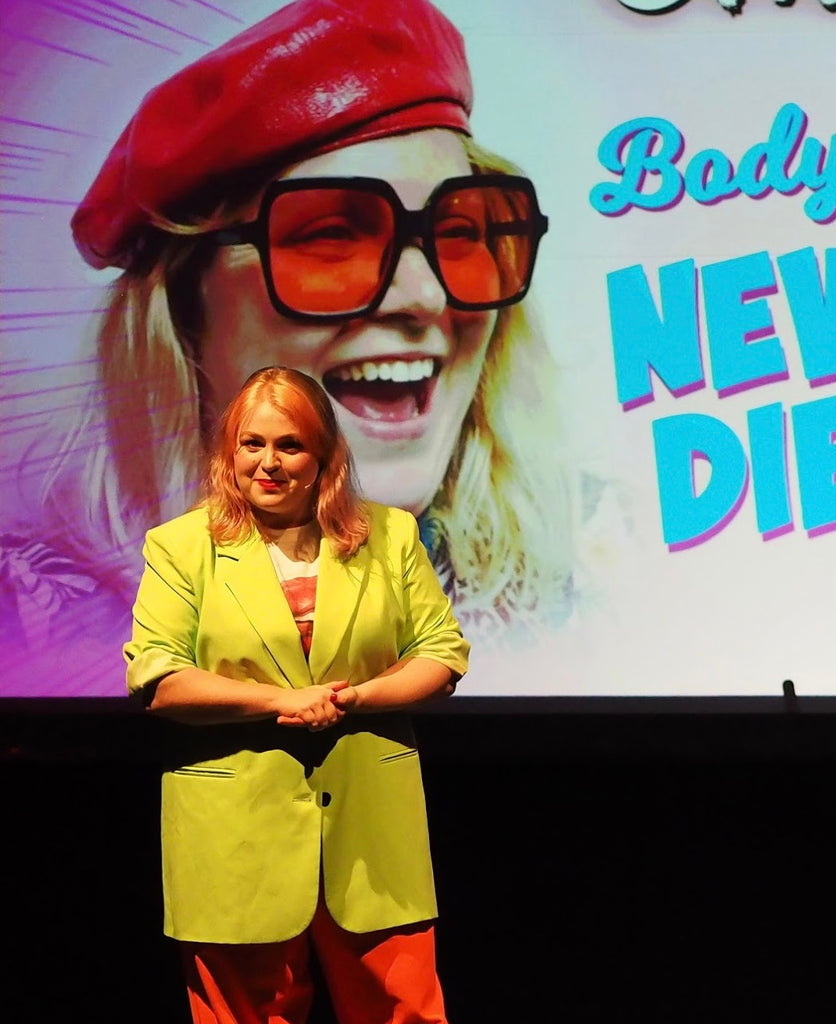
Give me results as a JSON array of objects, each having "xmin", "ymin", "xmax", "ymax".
[
  {"xmin": 409, "ymin": 360, "xmax": 431, "ymax": 381},
  {"xmin": 334, "ymin": 358, "xmax": 435, "ymax": 383}
]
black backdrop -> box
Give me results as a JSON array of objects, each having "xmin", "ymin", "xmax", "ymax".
[{"xmin": 4, "ymin": 704, "xmax": 836, "ymax": 1023}]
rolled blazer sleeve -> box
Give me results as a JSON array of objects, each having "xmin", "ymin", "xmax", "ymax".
[
  {"xmin": 394, "ymin": 508, "xmax": 470, "ymax": 679},
  {"xmin": 124, "ymin": 520, "xmax": 202, "ymax": 700}
]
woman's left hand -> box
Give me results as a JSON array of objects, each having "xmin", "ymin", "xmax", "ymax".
[{"xmin": 329, "ymin": 680, "xmax": 358, "ymax": 711}]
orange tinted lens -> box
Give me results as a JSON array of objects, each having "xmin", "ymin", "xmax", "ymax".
[
  {"xmin": 434, "ymin": 185, "xmax": 533, "ymax": 304},
  {"xmin": 267, "ymin": 188, "xmax": 394, "ymax": 314}
]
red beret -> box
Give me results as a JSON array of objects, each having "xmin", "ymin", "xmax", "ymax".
[{"xmin": 71, "ymin": 0, "xmax": 473, "ymax": 269}]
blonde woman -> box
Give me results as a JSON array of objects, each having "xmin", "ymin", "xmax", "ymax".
[{"xmin": 2, "ymin": 0, "xmax": 579, "ymax": 694}]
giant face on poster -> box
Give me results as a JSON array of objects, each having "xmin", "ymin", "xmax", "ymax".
[{"xmin": 0, "ymin": 0, "xmax": 833, "ymax": 698}]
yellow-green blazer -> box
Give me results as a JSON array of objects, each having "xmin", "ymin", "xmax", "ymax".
[{"xmin": 124, "ymin": 502, "xmax": 469, "ymax": 944}]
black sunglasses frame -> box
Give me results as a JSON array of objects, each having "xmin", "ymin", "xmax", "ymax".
[{"xmin": 207, "ymin": 174, "xmax": 549, "ymax": 323}]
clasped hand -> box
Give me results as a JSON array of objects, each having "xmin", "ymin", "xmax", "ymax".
[{"xmin": 276, "ymin": 681, "xmax": 358, "ymax": 731}]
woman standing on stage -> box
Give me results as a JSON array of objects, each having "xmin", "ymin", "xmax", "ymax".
[{"xmin": 126, "ymin": 365, "xmax": 469, "ymax": 1022}]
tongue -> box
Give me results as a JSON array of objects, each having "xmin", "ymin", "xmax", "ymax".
[{"xmin": 327, "ymin": 380, "xmax": 424, "ymax": 421}]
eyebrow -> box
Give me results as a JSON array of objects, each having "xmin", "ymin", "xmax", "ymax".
[{"xmin": 239, "ymin": 432, "xmax": 304, "ymax": 445}]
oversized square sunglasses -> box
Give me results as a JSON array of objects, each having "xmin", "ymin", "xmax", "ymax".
[{"xmin": 206, "ymin": 174, "xmax": 549, "ymax": 322}]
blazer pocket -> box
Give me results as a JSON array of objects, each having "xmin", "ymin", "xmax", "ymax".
[
  {"xmin": 170, "ymin": 765, "xmax": 237, "ymax": 779},
  {"xmin": 377, "ymin": 748, "xmax": 419, "ymax": 764}
]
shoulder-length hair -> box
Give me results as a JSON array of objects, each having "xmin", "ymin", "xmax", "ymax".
[
  {"xmin": 46, "ymin": 137, "xmax": 580, "ymax": 631},
  {"xmin": 205, "ymin": 366, "xmax": 369, "ymax": 557}
]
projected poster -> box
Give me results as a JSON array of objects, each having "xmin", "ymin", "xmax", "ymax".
[{"xmin": 0, "ymin": 0, "xmax": 833, "ymax": 697}]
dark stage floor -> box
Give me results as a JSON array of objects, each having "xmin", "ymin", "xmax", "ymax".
[{"xmin": 4, "ymin": 706, "xmax": 836, "ymax": 1023}]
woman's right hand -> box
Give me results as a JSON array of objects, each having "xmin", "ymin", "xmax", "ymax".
[{"xmin": 275, "ymin": 684, "xmax": 346, "ymax": 730}]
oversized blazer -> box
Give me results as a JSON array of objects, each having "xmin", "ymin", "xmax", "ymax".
[{"xmin": 124, "ymin": 502, "xmax": 469, "ymax": 944}]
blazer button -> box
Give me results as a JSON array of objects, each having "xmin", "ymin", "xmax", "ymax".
[{"xmin": 321, "ymin": 792, "xmax": 332, "ymax": 807}]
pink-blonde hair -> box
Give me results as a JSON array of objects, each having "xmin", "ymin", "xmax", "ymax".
[{"xmin": 205, "ymin": 366, "xmax": 370, "ymax": 557}]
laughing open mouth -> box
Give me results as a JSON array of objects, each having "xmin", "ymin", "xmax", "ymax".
[{"xmin": 323, "ymin": 358, "xmax": 439, "ymax": 422}]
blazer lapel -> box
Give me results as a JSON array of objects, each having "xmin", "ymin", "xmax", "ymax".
[
  {"xmin": 307, "ymin": 536, "xmax": 371, "ymax": 684},
  {"xmin": 219, "ymin": 534, "xmax": 311, "ymax": 687}
]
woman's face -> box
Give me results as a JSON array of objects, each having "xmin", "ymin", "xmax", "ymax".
[
  {"xmin": 200, "ymin": 129, "xmax": 497, "ymax": 516},
  {"xmin": 233, "ymin": 401, "xmax": 320, "ymax": 529}
]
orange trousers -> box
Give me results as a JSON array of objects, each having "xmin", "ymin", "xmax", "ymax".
[{"xmin": 180, "ymin": 890, "xmax": 448, "ymax": 1024}]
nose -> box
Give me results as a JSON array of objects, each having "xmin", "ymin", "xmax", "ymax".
[
  {"xmin": 375, "ymin": 244, "xmax": 447, "ymax": 321},
  {"xmin": 260, "ymin": 445, "xmax": 282, "ymax": 471}
]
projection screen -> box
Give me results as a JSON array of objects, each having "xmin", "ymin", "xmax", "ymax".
[{"xmin": 1, "ymin": 0, "xmax": 833, "ymax": 698}]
